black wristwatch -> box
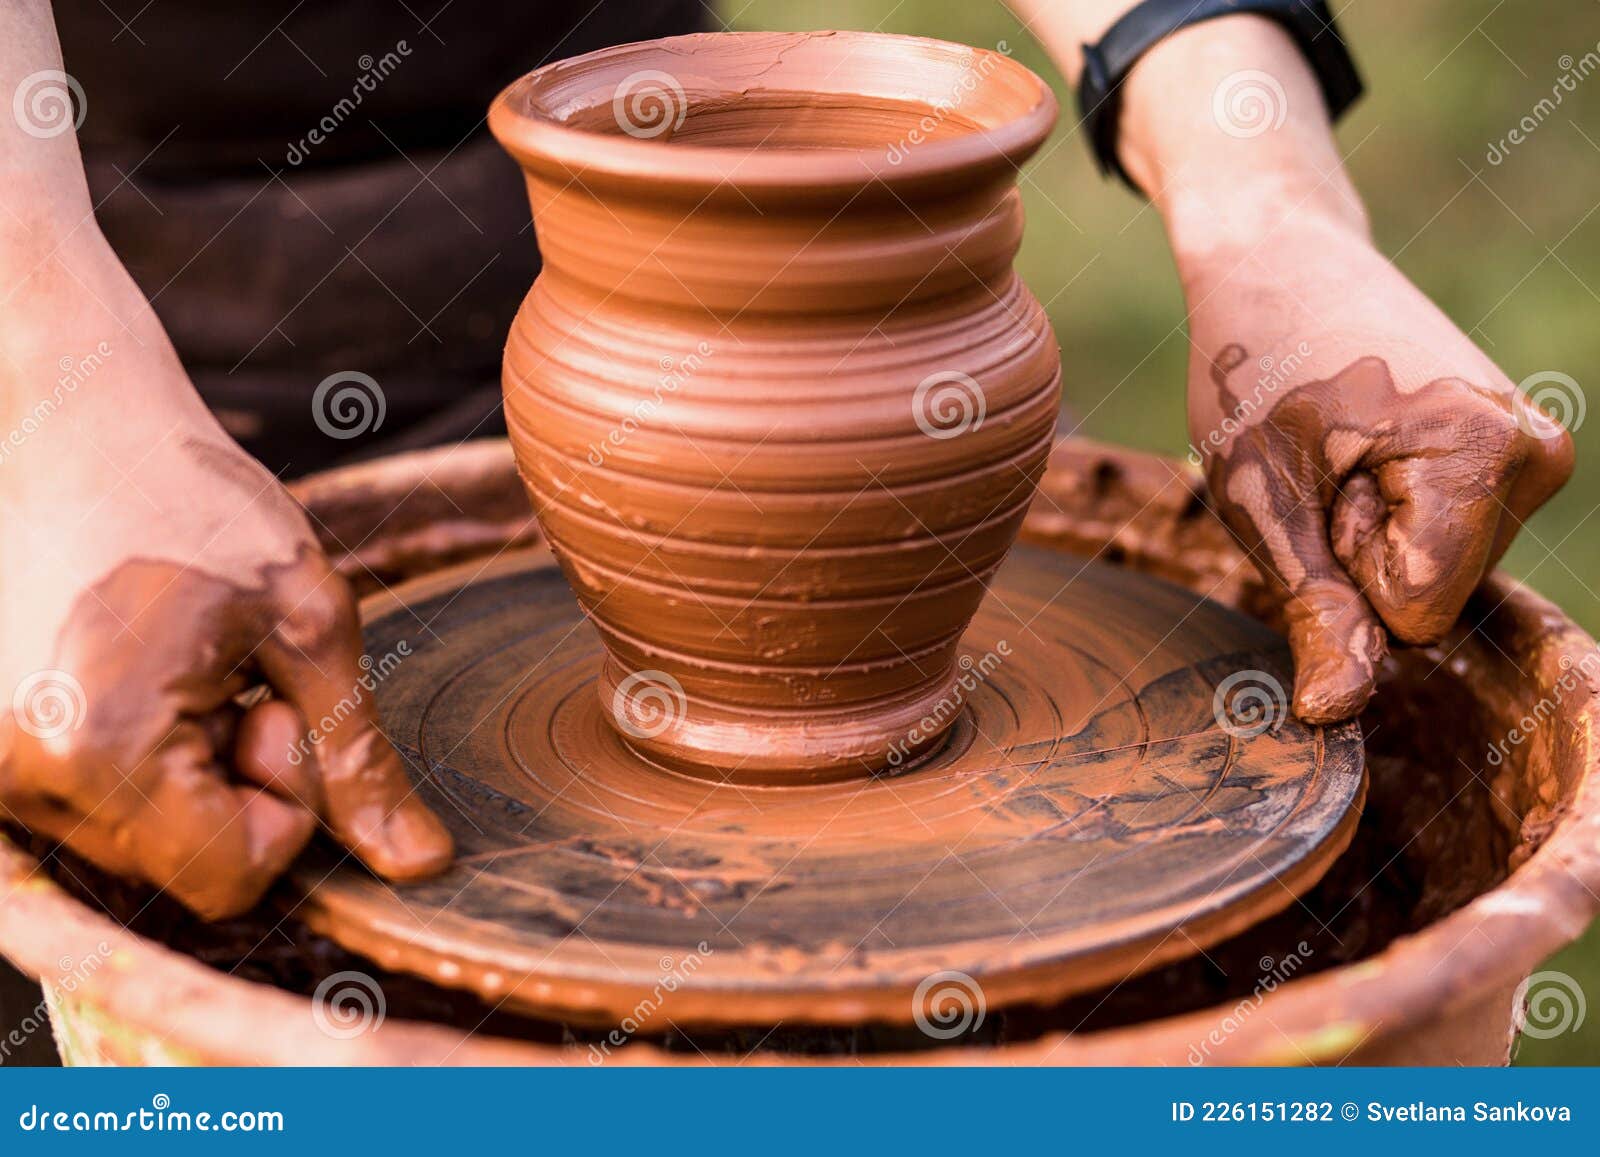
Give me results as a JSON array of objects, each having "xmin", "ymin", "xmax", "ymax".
[{"xmin": 1077, "ymin": 0, "xmax": 1363, "ymax": 191}]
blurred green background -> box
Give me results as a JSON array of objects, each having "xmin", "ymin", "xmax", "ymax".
[{"xmin": 720, "ymin": 0, "xmax": 1600, "ymax": 1062}]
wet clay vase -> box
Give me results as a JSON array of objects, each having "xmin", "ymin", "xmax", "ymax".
[{"xmin": 489, "ymin": 31, "xmax": 1061, "ymax": 782}]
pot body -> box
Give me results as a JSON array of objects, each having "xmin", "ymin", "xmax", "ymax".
[{"xmin": 491, "ymin": 33, "xmax": 1061, "ymax": 781}]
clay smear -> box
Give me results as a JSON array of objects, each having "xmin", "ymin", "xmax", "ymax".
[
  {"xmin": 0, "ymin": 549, "xmax": 450, "ymax": 919},
  {"xmin": 1205, "ymin": 349, "xmax": 1571, "ymax": 723}
]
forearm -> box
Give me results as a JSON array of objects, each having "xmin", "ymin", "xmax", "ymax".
[
  {"xmin": 1, "ymin": 1, "xmax": 208, "ymax": 433},
  {"xmin": 1004, "ymin": 2, "xmax": 1368, "ymax": 251},
  {"xmin": 2, "ymin": 0, "xmax": 97, "ymax": 252}
]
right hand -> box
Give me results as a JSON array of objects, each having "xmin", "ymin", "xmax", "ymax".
[{"xmin": 0, "ymin": 246, "xmax": 452, "ymax": 919}]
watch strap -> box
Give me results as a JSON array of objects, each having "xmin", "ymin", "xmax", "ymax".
[{"xmin": 1078, "ymin": 0, "xmax": 1363, "ymax": 190}]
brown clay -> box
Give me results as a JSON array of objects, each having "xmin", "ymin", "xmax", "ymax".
[
  {"xmin": 487, "ymin": 32, "xmax": 1062, "ymax": 781},
  {"xmin": 292, "ymin": 543, "xmax": 1363, "ymax": 1027},
  {"xmin": 4, "ymin": 439, "xmax": 1598, "ymax": 1066}
]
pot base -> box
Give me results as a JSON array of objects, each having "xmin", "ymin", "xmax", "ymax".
[
  {"xmin": 596, "ymin": 654, "xmax": 963, "ymax": 785},
  {"xmin": 291, "ymin": 541, "xmax": 1364, "ymax": 1029}
]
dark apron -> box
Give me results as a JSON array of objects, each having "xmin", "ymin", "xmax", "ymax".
[{"xmin": 56, "ymin": 0, "xmax": 705, "ymax": 477}]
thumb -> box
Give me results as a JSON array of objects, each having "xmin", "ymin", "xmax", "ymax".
[
  {"xmin": 1278, "ymin": 575, "xmax": 1388, "ymax": 724},
  {"xmin": 254, "ymin": 558, "xmax": 453, "ymax": 881},
  {"xmin": 1212, "ymin": 424, "xmax": 1387, "ymax": 724}
]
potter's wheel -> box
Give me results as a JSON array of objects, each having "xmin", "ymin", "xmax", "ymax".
[{"xmin": 295, "ymin": 545, "xmax": 1364, "ymax": 1028}]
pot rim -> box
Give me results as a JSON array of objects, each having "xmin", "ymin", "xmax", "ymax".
[{"xmin": 488, "ymin": 30, "xmax": 1059, "ymax": 198}]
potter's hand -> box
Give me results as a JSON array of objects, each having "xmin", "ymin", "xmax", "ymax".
[
  {"xmin": 1062, "ymin": 11, "xmax": 1575, "ymax": 721},
  {"xmin": 1185, "ymin": 234, "xmax": 1572, "ymax": 721},
  {"xmin": 0, "ymin": 405, "xmax": 454, "ymax": 917},
  {"xmin": 0, "ymin": 240, "xmax": 453, "ymax": 917},
  {"xmin": 0, "ymin": 412, "xmax": 455, "ymax": 918}
]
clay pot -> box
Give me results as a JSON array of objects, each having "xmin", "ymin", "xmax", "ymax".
[{"xmin": 489, "ymin": 32, "xmax": 1061, "ymax": 782}]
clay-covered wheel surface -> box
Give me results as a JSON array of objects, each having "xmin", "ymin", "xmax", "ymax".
[{"xmin": 295, "ymin": 545, "xmax": 1364, "ymax": 1028}]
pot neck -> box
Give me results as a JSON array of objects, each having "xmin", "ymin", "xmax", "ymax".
[{"xmin": 519, "ymin": 169, "xmax": 1031, "ymax": 318}]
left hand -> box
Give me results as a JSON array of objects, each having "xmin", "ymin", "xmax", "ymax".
[
  {"xmin": 1179, "ymin": 206, "xmax": 1573, "ymax": 723},
  {"xmin": 1059, "ymin": 11, "xmax": 1580, "ymax": 725}
]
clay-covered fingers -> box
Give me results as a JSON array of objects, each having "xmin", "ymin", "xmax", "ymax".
[
  {"xmin": 234, "ymin": 698, "xmax": 324, "ymax": 814},
  {"xmin": 1333, "ymin": 453, "xmax": 1509, "ymax": 645},
  {"xmin": 1331, "ymin": 390, "xmax": 1571, "ymax": 645},
  {"xmin": 2, "ymin": 720, "xmax": 315, "ymax": 920},
  {"xmin": 1210, "ymin": 433, "xmax": 1388, "ymax": 724},
  {"xmin": 1487, "ymin": 390, "xmax": 1576, "ymax": 570},
  {"xmin": 1273, "ymin": 566, "xmax": 1388, "ymax": 726},
  {"xmin": 252, "ymin": 558, "xmax": 453, "ymax": 881},
  {"xmin": 136, "ymin": 731, "xmax": 318, "ymax": 919},
  {"xmin": 1278, "ymin": 576, "xmax": 1387, "ymax": 724}
]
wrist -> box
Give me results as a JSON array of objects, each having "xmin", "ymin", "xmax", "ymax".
[
  {"xmin": 1, "ymin": 230, "xmax": 200, "ymax": 423},
  {"xmin": 1114, "ymin": 14, "xmax": 1368, "ymax": 241},
  {"xmin": 1161, "ymin": 165, "xmax": 1371, "ymax": 277}
]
